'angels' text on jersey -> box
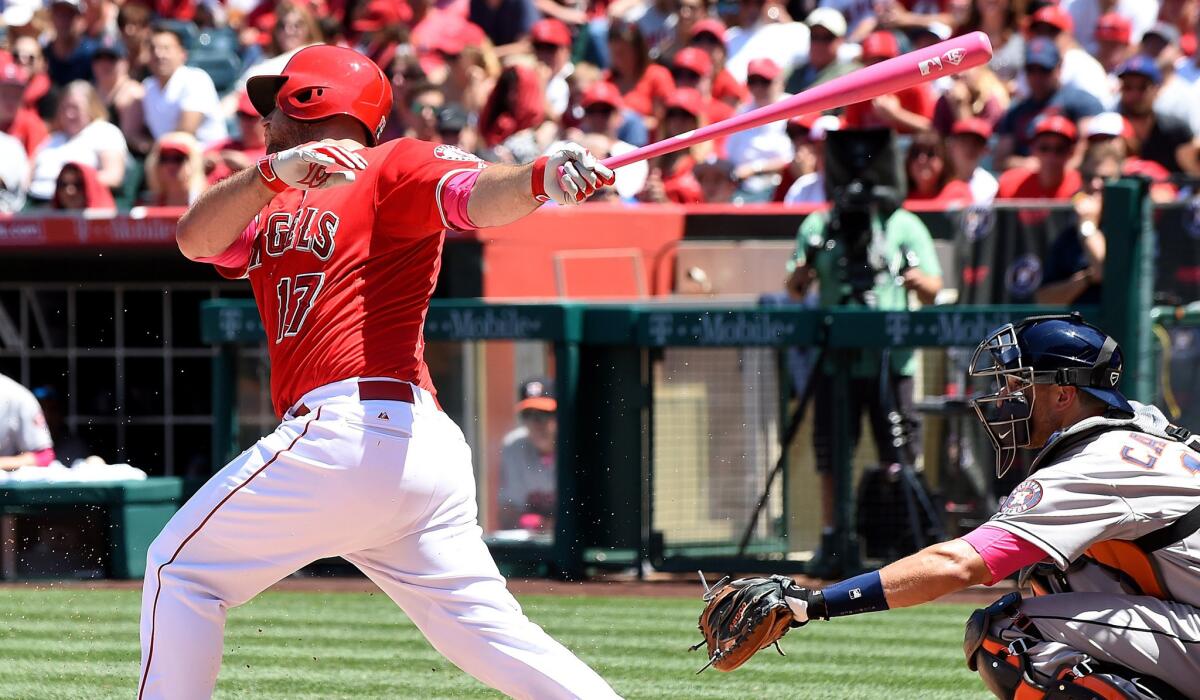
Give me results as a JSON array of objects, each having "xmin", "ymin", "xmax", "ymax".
[{"xmin": 247, "ymin": 207, "xmax": 340, "ymax": 271}]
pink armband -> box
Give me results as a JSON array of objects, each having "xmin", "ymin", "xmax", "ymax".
[
  {"xmin": 195, "ymin": 220, "xmax": 257, "ymax": 268},
  {"xmin": 439, "ymin": 169, "xmax": 482, "ymax": 231},
  {"xmin": 961, "ymin": 525, "xmax": 1048, "ymax": 585},
  {"xmin": 32, "ymin": 447, "xmax": 55, "ymax": 467}
]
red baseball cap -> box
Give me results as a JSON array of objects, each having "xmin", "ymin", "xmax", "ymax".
[
  {"xmin": 157, "ymin": 136, "xmax": 193, "ymax": 158},
  {"xmin": 235, "ymin": 91, "xmax": 258, "ymax": 117},
  {"xmin": 788, "ymin": 112, "xmax": 820, "ymax": 130},
  {"xmin": 531, "ymin": 18, "xmax": 571, "ymax": 47},
  {"xmin": 861, "ymin": 30, "xmax": 900, "ymax": 61},
  {"xmin": 951, "ymin": 117, "xmax": 993, "ymax": 140},
  {"xmin": 673, "ymin": 46, "xmax": 713, "ymax": 77},
  {"xmin": 353, "ymin": 0, "xmax": 412, "ymax": 32},
  {"xmin": 582, "ymin": 81, "xmax": 624, "ymax": 111},
  {"xmin": 1034, "ymin": 114, "xmax": 1078, "ymax": 141},
  {"xmin": 747, "ymin": 57, "xmax": 781, "ymax": 81},
  {"xmin": 1095, "ymin": 12, "xmax": 1132, "ymax": 45},
  {"xmin": 664, "ymin": 87, "xmax": 704, "ymax": 118},
  {"xmin": 1027, "ymin": 4, "xmax": 1073, "ymax": 35},
  {"xmin": 689, "ymin": 18, "xmax": 727, "ymax": 44}
]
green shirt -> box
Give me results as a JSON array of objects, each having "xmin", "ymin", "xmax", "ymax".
[{"xmin": 791, "ymin": 208, "xmax": 941, "ymax": 377}]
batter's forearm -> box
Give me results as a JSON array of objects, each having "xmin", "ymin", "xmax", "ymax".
[
  {"xmin": 879, "ymin": 539, "xmax": 990, "ymax": 608},
  {"xmin": 176, "ymin": 165, "xmax": 275, "ymax": 260},
  {"xmin": 467, "ymin": 164, "xmax": 542, "ymax": 228}
]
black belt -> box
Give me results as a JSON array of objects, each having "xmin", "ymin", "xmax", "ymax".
[{"xmin": 292, "ymin": 380, "xmax": 418, "ymax": 417}]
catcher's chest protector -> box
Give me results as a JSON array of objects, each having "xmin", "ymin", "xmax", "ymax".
[{"xmin": 962, "ymin": 593, "xmax": 1172, "ymax": 700}]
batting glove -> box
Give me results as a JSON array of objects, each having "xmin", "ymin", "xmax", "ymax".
[
  {"xmin": 531, "ymin": 143, "xmax": 616, "ymax": 206},
  {"xmin": 256, "ymin": 141, "xmax": 369, "ymax": 194}
]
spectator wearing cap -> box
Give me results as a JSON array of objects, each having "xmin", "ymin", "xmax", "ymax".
[
  {"xmin": 693, "ymin": 156, "xmax": 739, "ymax": 203},
  {"xmin": 478, "ymin": 64, "xmax": 550, "ymax": 163},
  {"xmin": 143, "ymin": 132, "xmax": 206, "ymax": 206},
  {"xmin": 723, "ymin": 0, "xmax": 810, "ymax": 84},
  {"xmin": 997, "ymin": 115, "xmax": 1083, "ymax": 200},
  {"xmin": 1083, "ymin": 111, "xmax": 1133, "ymax": 155},
  {"xmin": 782, "ymin": 114, "xmax": 840, "ymax": 205},
  {"xmin": 1035, "ymin": 142, "xmax": 1122, "ymax": 305},
  {"xmin": 29, "ymin": 80, "xmax": 128, "ymax": 203},
  {"xmin": 1139, "ymin": 21, "xmax": 1181, "ymax": 66},
  {"xmin": 203, "ymin": 92, "xmax": 268, "ymax": 184},
  {"xmin": 1024, "ymin": 3, "xmax": 1110, "ymax": 105},
  {"xmin": 2, "ymin": 0, "xmax": 42, "ymax": 43},
  {"xmin": 1095, "ymin": 12, "xmax": 1134, "ymax": 74},
  {"xmin": 606, "ymin": 20, "xmax": 674, "ymax": 120},
  {"xmin": 44, "ymin": 0, "xmax": 98, "ymax": 86},
  {"xmin": 532, "ymin": 18, "xmax": 575, "ymax": 119},
  {"xmin": 905, "ymin": 131, "xmax": 973, "ymax": 205},
  {"xmin": 229, "ymin": 3, "xmax": 325, "ymax": 118},
  {"xmin": 0, "ymin": 56, "xmax": 50, "ymax": 157},
  {"xmin": 725, "ymin": 58, "xmax": 793, "ymax": 197},
  {"xmin": 1116, "ymin": 56, "xmax": 1193, "ymax": 173},
  {"xmin": 498, "ymin": 377, "xmax": 558, "ymax": 532},
  {"xmin": 671, "ymin": 46, "xmax": 736, "ymax": 127},
  {"xmin": 51, "ymin": 161, "xmax": 115, "ymax": 211},
  {"xmin": 842, "ymin": 31, "xmax": 935, "ymax": 133},
  {"xmin": 993, "ymin": 38, "xmax": 1103, "ymax": 170},
  {"xmin": 686, "ymin": 17, "xmax": 747, "ymax": 109},
  {"xmin": 470, "ymin": 0, "xmax": 538, "ymax": 55},
  {"xmin": 947, "ymin": 118, "xmax": 999, "ymax": 204},
  {"xmin": 575, "ymin": 79, "xmax": 649, "ymax": 152},
  {"xmin": 135, "ymin": 25, "xmax": 228, "ymax": 154},
  {"xmin": 786, "ymin": 8, "xmax": 857, "ymax": 94},
  {"xmin": 932, "ymin": 64, "xmax": 1009, "ymax": 135},
  {"xmin": 1063, "ymin": 0, "xmax": 1158, "ymax": 57},
  {"xmin": 91, "ymin": 38, "xmax": 143, "ymax": 143},
  {"xmin": 638, "ymin": 87, "xmax": 708, "ymax": 204}
]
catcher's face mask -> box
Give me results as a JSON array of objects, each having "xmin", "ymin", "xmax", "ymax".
[{"xmin": 969, "ymin": 324, "xmax": 1036, "ymax": 479}]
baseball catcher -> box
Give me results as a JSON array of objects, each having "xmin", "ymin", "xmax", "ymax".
[{"xmin": 693, "ymin": 314, "xmax": 1198, "ymax": 699}]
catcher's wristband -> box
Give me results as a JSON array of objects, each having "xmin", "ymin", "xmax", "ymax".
[
  {"xmin": 530, "ymin": 155, "xmax": 551, "ymax": 203},
  {"xmin": 256, "ymin": 154, "xmax": 289, "ymax": 194},
  {"xmin": 819, "ymin": 570, "xmax": 888, "ymax": 617}
]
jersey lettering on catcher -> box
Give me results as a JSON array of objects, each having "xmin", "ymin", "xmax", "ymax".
[{"xmin": 212, "ymin": 138, "xmax": 485, "ymax": 416}]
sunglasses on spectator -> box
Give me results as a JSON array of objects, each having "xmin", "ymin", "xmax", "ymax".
[
  {"xmin": 532, "ymin": 42, "xmax": 560, "ymax": 53},
  {"xmin": 1034, "ymin": 142, "xmax": 1072, "ymax": 155},
  {"xmin": 747, "ymin": 76, "xmax": 771, "ymax": 88},
  {"xmin": 673, "ymin": 68, "xmax": 702, "ymax": 83},
  {"xmin": 1025, "ymin": 65, "xmax": 1053, "ymax": 76},
  {"xmin": 584, "ymin": 105, "xmax": 616, "ymax": 117},
  {"xmin": 665, "ymin": 108, "xmax": 696, "ymax": 121},
  {"xmin": 810, "ymin": 30, "xmax": 836, "ymax": 43},
  {"xmin": 520, "ymin": 409, "xmax": 555, "ymax": 422},
  {"xmin": 690, "ymin": 34, "xmax": 721, "ymax": 47}
]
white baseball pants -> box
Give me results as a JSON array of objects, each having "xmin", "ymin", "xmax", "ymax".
[{"xmin": 137, "ymin": 377, "xmax": 620, "ymax": 700}]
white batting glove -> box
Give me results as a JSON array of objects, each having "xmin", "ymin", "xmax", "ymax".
[
  {"xmin": 531, "ymin": 143, "xmax": 615, "ymax": 206},
  {"xmin": 256, "ymin": 141, "xmax": 369, "ymax": 194}
]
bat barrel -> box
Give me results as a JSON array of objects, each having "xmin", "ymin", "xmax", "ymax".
[{"xmin": 601, "ymin": 31, "xmax": 993, "ymax": 171}]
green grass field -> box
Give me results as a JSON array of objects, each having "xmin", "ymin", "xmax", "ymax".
[{"xmin": 0, "ymin": 587, "xmax": 989, "ymax": 699}]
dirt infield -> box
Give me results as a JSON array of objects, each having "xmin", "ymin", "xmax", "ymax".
[{"xmin": 10, "ymin": 572, "xmax": 1014, "ymax": 604}]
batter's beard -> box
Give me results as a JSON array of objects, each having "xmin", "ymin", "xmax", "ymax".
[{"xmin": 265, "ymin": 120, "xmax": 325, "ymax": 154}]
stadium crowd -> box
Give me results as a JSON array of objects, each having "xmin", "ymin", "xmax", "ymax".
[{"xmin": 0, "ymin": 0, "xmax": 1196, "ymax": 212}]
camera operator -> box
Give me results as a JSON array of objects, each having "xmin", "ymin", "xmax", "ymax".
[{"xmin": 783, "ymin": 129, "xmax": 943, "ymax": 578}]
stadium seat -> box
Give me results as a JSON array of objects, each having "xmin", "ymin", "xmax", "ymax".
[
  {"xmin": 113, "ymin": 155, "xmax": 144, "ymax": 211},
  {"xmin": 189, "ymin": 53, "xmax": 242, "ymax": 94},
  {"xmin": 194, "ymin": 27, "xmax": 238, "ymax": 55},
  {"xmin": 157, "ymin": 19, "xmax": 199, "ymax": 51}
]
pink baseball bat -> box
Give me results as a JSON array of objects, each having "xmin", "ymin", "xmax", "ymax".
[{"xmin": 600, "ymin": 31, "xmax": 993, "ymax": 171}]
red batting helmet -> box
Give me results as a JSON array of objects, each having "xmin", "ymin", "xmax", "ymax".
[{"xmin": 247, "ymin": 45, "xmax": 393, "ymax": 145}]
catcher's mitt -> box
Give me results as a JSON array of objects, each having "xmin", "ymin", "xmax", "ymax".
[{"xmin": 689, "ymin": 574, "xmax": 812, "ymax": 673}]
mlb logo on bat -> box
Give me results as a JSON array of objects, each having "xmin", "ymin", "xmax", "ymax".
[
  {"xmin": 917, "ymin": 56, "xmax": 943, "ymax": 76},
  {"xmin": 943, "ymin": 48, "xmax": 965, "ymax": 66}
]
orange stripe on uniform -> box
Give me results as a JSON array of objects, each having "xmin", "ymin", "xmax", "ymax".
[{"xmin": 136, "ymin": 407, "xmax": 323, "ymax": 700}]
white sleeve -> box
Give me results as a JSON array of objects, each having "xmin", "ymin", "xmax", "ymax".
[{"xmin": 178, "ymin": 68, "xmax": 220, "ymax": 115}]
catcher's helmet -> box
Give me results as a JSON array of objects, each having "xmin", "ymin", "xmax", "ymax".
[
  {"xmin": 968, "ymin": 312, "xmax": 1132, "ymax": 477},
  {"xmin": 247, "ymin": 45, "xmax": 392, "ymax": 145}
]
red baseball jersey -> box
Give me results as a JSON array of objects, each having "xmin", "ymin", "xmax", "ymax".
[{"xmin": 216, "ymin": 138, "xmax": 486, "ymax": 417}]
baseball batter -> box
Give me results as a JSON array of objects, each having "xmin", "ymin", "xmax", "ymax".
[
  {"xmin": 137, "ymin": 45, "xmax": 620, "ymax": 699},
  {"xmin": 694, "ymin": 314, "xmax": 1199, "ymax": 698}
]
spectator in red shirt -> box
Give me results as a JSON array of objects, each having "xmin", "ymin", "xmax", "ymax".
[
  {"xmin": 639, "ymin": 87, "xmax": 709, "ymax": 204},
  {"xmin": 843, "ymin": 31, "xmax": 934, "ymax": 133},
  {"xmin": 0, "ymin": 56, "xmax": 49, "ymax": 157},
  {"xmin": 478, "ymin": 64, "xmax": 549, "ymax": 162},
  {"xmin": 606, "ymin": 20, "xmax": 674, "ymax": 120},
  {"xmin": 997, "ymin": 115, "xmax": 1082, "ymax": 201},
  {"xmin": 904, "ymin": 131, "xmax": 973, "ymax": 205},
  {"xmin": 686, "ymin": 18, "xmax": 746, "ymax": 109},
  {"xmin": 671, "ymin": 47, "xmax": 735, "ymax": 127}
]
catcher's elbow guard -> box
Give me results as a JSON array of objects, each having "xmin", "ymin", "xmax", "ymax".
[{"xmin": 963, "ymin": 593, "xmax": 1183, "ymax": 699}]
